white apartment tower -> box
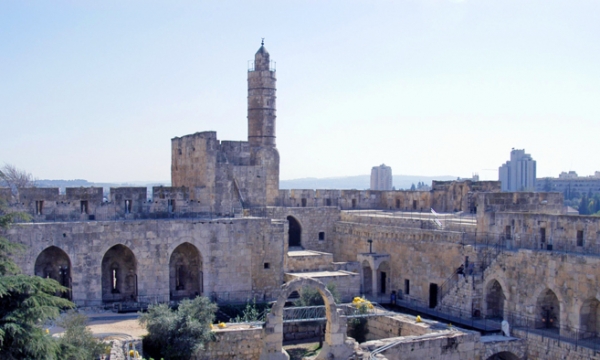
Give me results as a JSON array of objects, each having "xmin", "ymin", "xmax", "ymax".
[
  {"xmin": 371, "ymin": 164, "xmax": 393, "ymax": 190},
  {"xmin": 499, "ymin": 149, "xmax": 537, "ymax": 191}
]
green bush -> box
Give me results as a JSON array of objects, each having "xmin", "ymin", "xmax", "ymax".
[
  {"xmin": 57, "ymin": 311, "xmax": 108, "ymax": 360},
  {"xmin": 139, "ymin": 296, "xmax": 217, "ymax": 360}
]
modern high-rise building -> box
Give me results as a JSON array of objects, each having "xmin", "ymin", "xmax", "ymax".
[
  {"xmin": 371, "ymin": 164, "xmax": 393, "ymax": 190},
  {"xmin": 498, "ymin": 149, "xmax": 536, "ymax": 191}
]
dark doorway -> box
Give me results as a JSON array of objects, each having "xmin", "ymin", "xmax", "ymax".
[
  {"xmin": 540, "ymin": 228, "xmax": 546, "ymax": 243},
  {"xmin": 380, "ymin": 272, "xmax": 387, "ymax": 294},
  {"xmin": 287, "ymin": 216, "xmax": 302, "ymax": 247},
  {"xmin": 35, "ymin": 246, "xmax": 72, "ymax": 300},
  {"xmin": 429, "ymin": 283, "xmax": 438, "ymax": 308}
]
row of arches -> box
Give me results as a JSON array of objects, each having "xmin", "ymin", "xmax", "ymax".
[
  {"xmin": 484, "ymin": 279, "xmax": 600, "ymax": 336},
  {"xmin": 34, "ymin": 242, "xmax": 203, "ymax": 303}
]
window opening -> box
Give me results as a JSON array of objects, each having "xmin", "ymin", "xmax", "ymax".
[
  {"xmin": 319, "ymin": 232, "xmax": 325, "ymax": 241},
  {"xmin": 405, "ymin": 279, "xmax": 410, "ymax": 295},
  {"xmin": 125, "ymin": 200, "xmax": 132, "ymax": 214},
  {"xmin": 35, "ymin": 201, "xmax": 43, "ymax": 215},
  {"xmin": 577, "ymin": 230, "xmax": 584, "ymax": 247},
  {"xmin": 168, "ymin": 199, "xmax": 175, "ymax": 213},
  {"xmin": 80, "ymin": 200, "xmax": 88, "ymax": 214},
  {"xmin": 301, "ymin": 198, "xmax": 307, "ymax": 207}
]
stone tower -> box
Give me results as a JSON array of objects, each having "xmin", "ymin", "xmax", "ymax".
[
  {"xmin": 248, "ymin": 42, "xmax": 280, "ymax": 205},
  {"xmin": 248, "ymin": 41, "xmax": 277, "ymax": 147},
  {"xmin": 171, "ymin": 43, "xmax": 280, "ymax": 210}
]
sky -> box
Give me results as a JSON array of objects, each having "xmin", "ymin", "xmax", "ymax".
[{"xmin": 1, "ymin": 1, "xmax": 599, "ymax": 183}]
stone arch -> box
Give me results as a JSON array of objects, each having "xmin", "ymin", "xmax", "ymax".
[
  {"xmin": 485, "ymin": 279, "xmax": 507, "ymax": 320},
  {"xmin": 34, "ymin": 246, "xmax": 72, "ymax": 300},
  {"xmin": 101, "ymin": 244, "xmax": 138, "ymax": 303},
  {"xmin": 535, "ymin": 288, "xmax": 561, "ymax": 329},
  {"xmin": 579, "ymin": 297, "xmax": 600, "ymax": 338},
  {"xmin": 260, "ymin": 278, "xmax": 355, "ymax": 360},
  {"xmin": 287, "ymin": 216, "xmax": 302, "ymax": 248},
  {"xmin": 362, "ymin": 260, "xmax": 373, "ymax": 295},
  {"xmin": 169, "ymin": 242, "xmax": 203, "ymax": 301},
  {"xmin": 377, "ymin": 261, "xmax": 390, "ymax": 295}
]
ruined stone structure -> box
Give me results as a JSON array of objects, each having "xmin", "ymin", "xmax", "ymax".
[{"xmin": 4, "ymin": 44, "xmax": 600, "ymax": 359}]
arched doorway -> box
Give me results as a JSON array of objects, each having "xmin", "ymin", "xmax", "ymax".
[
  {"xmin": 536, "ymin": 288, "xmax": 560, "ymax": 329},
  {"xmin": 34, "ymin": 246, "xmax": 72, "ymax": 300},
  {"xmin": 485, "ymin": 280, "xmax": 506, "ymax": 320},
  {"xmin": 580, "ymin": 298, "xmax": 600, "ymax": 338},
  {"xmin": 486, "ymin": 351, "xmax": 521, "ymax": 360},
  {"xmin": 169, "ymin": 243, "xmax": 203, "ymax": 301},
  {"xmin": 261, "ymin": 278, "xmax": 355, "ymax": 360},
  {"xmin": 287, "ymin": 216, "xmax": 302, "ymax": 248},
  {"xmin": 362, "ymin": 260, "xmax": 373, "ymax": 295},
  {"xmin": 377, "ymin": 261, "xmax": 390, "ymax": 295},
  {"xmin": 101, "ymin": 244, "xmax": 137, "ymax": 303}
]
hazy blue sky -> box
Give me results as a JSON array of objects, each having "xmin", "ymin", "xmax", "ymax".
[{"xmin": 1, "ymin": 1, "xmax": 599, "ymax": 183}]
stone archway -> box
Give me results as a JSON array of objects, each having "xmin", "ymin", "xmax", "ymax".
[
  {"xmin": 287, "ymin": 216, "xmax": 302, "ymax": 248},
  {"xmin": 260, "ymin": 278, "xmax": 355, "ymax": 360},
  {"xmin": 101, "ymin": 244, "xmax": 137, "ymax": 303},
  {"xmin": 34, "ymin": 246, "xmax": 72, "ymax": 300},
  {"xmin": 485, "ymin": 280, "xmax": 506, "ymax": 320},
  {"xmin": 169, "ymin": 242, "xmax": 203, "ymax": 301},
  {"xmin": 579, "ymin": 298, "xmax": 600, "ymax": 338},
  {"xmin": 536, "ymin": 288, "xmax": 560, "ymax": 329}
]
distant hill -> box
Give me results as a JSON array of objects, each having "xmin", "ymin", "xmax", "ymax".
[{"xmin": 280, "ymin": 174, "xmax": 458, "ymax": 190}]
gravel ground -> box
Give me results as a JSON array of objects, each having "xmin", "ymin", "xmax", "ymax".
[{"xmin": 50, "ymin": 311, "xmax": 147, "ymax": 340}]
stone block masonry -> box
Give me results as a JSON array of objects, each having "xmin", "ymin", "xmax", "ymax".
[{"xmin": 7, "ymin": 218, "xmax": 285, "ymax": 306}]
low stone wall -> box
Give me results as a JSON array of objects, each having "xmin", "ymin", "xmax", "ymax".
[
  {"xmin": 195, "ymin": 327, "xmax": 264, "ymax": 360},
  {"xmin": 364, "ymin": 314, "xmax": 440, "ymax": 341},
  {"xmin": 283, "ymin": 321, "xmax": 324, "ymax": 341},
  {"xmin": 361, "ymin": 330, "xmax": 480, "ymax": 360},
  {"xmin": 286, "ymin": 251, "xmax": 333, "ymax": 273},
  {"xmin": 512, "ymin": 328, "xmax": 600, "ymax": 360}
]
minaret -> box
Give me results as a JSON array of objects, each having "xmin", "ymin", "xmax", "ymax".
[{"xmin": 248, "ymin": 40, "xmax": 276, "ymax": 147}]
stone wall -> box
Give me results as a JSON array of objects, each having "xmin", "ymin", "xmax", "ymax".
[
  {"xmin": 483, "ymin": 211, "xmax": 600, "ymax": 254},
  {"xmin": 195, "ymin": 327, "xmax": 264, "ymax": 360},
  {"xmin": 334, "ymin": 221, "xmax": 470, "ymax": 305},
  {"xmin": 476, "ymin": 192, "xmax": 564, "ymax": 220},
  {"xmin": 361, "ymin": 330, "xmax": 481, "ymax": 360},
  {"xmin": 482, "ymin": 249, "xmax": 600, "ymax": 333},
  {"xmin": 7, "ymin": 218, "xmax": 285, "ymax": 306},
  {"xmin": 364, "ymin": 314, "xmax": 440, "ymax": 341},
  {"xmin": 261, "ymin": 206, "xmax": 341, "ymax": 253},
  {"xmin": 512, "ymin": 328, "xmax": 600, "ymax": 360}
]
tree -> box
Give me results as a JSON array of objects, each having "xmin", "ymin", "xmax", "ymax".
[
  {"xmin": 0, "ymin": 164, "xmax": 36, "ymax": 201},
  {"xmin": 295, "ymin": 283, "xmax": 340, "ymax": 306},
  {"xmin": 57, "ymin": 311, "xmax": 109, "ymax": 360},
  {"xmin": 0, "ymin": 201, "xmax": 74, "ymax": 359},
  {"xmin": 410, "ymin": 183, "xmax": 416, "ymax": 191},
  {"xmin": 579, "ymin": 193, "xmax": 590, "ymax": 215},
  {"xmin": 139, "ymin": 296, "xmax": 217, "ymax": 360}
]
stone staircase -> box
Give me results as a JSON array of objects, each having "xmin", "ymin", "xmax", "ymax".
[{"xmin": 437, "ymin": 246, "xmax": 504, "ymax": 317}]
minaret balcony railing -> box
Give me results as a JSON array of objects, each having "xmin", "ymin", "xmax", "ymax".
[{"xmin": 247, "ymin": 60, "xmax": 276, "ymax": 72}]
